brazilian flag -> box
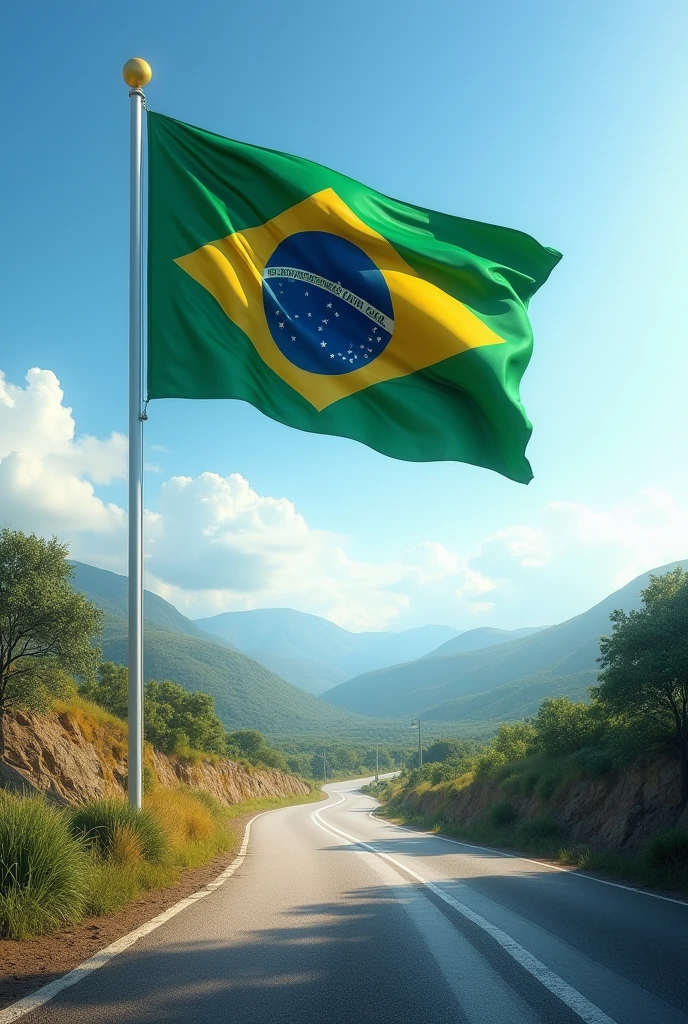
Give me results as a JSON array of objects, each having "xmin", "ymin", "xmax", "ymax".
[{"xmin": 147, "ymin": 112, "xmax": 560, "ymax": 483}]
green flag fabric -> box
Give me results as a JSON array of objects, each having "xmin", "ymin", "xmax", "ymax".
[{"xmin": 147, "ymin": 112, "xmax": 560, "ymax": 482}]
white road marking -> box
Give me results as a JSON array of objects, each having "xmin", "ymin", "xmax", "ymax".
[
  {"xmin": 0, "ymin": 808, "xmax": 275, "ymax": 1023},
  {"xmin": 313, "ymin": 801, "xmax": 618, "ymax": 1024},
  {"xmin": 367, "ymin": 810, "xmax": 688, "ymax": 908}
]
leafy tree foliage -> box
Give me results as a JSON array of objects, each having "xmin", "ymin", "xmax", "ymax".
[
  {"xmin": 532, "ymin": 698, "xmax": 598, "ymax": 756},
  {"xmin": 145, "ymin": 679, "xmax": 227, "ymax": 755},
  {"xmin": 81, "ymin": 663, "xmax": 227, "ymax": 756},
  {"xmin": 79, "ymin": 662, "xmax": 128, "ymax": 720},
  {"xmin": 595, "ymin": 567, "xmax": 688, "ymax": 802},
  {"xmin": 0, "ymin": 530, "xmax": 102, "ymax": 758},
  {"xmin": 226, "ymin": 729, "xmax": 288, "ymax": 771},
  {"xmin": 491, "ymin": 722, "xmax": 538, "ymax": 761},
  {"xmin": 424, "ymin": 739, "xmax": 468, "ymax": 764}
]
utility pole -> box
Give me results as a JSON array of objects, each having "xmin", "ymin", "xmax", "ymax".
[
  {"xmin": 411, "ymin": 719, "xmax": 422, "ymax": 769},
  {"xmin": 375, "ymin": 745, "xmax": 379, "ymax": 784},
  {"xmin": 321, "ymin": 749, "xmax": 329, "ymax": 782}
]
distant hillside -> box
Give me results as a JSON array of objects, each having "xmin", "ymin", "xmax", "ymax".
[
  {"xmin": 242, "ymin": 651, "xmax": 348, "ymax": 695},
  {"xmin": 71, "ymin": 562, "xmax": 235, "ymax": 648},
  {"xmin": 424, "ymin": 625, "xmax": 547, "ymax": 659},
  {"xmin": 70, "ymin": 562, "xmax": 370, "ymax": 734},
  {"xmin": 195, "ymin": 607, "xmax": 460, "ymax": 679},
  {"xmin": 322, "ymin": 560, "xmax": 688, "ymax": 720}
]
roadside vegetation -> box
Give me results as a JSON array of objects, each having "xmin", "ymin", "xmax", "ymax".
[
  {"xmin": 0, "ymin": 786, "xmax": 323, "ymax": 939},
  {"xmin": 369, "ymin": 568, "xmax": 688, "ymax": 894}
]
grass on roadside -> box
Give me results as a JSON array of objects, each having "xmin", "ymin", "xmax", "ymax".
[{"xmin": 0, "ymin": 786, "xmax": 324, "ymax": 938}]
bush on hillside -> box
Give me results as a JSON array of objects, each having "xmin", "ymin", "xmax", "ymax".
[
  {"xmin": 424, "ymin": 738, "xmax": 480, "ymax": 765},
  {"xmin": 70, "ymin": 799, "xmax": 168, "ymax": 863},
  {"xmin": 79, "ymin": 662, "xmax": 128, "ymax": 720},
  {"xmin": 490, "ymin": 801, "xmax": 519, "ymax": 828},
  {"xmin": 80, "ymin": 664, "xmax": 228, "ymax": 757},
  {"xmin": 645, "ymin": 828, "xmax": 688, "ymax": 877},
  {"xmin": 515, "ymin": 816, "xmax": 561, "ymax": 849},
  {"xmin": 533, "ymin": 698, "xmax": 601, "ymax": 756},
  {"xmin": 227, "ymin": 729, "xmax": 288, "ymax": 772},
  {"xmin": 0, "ymin": 792, "xmax": 87, "ymax": 938}
]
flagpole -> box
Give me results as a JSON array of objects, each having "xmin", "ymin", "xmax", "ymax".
[{"xmin": 123, "ymin": 58, "xmax": 152, "ymax": 809}]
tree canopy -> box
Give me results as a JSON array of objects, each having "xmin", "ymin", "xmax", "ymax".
[
  {"xmin": 0, "ymin": 530, "xmax": 102, "ymax": 757},
  {"xmin": 594, "ymin": 566, "xmax": 688, "ymax": 801}
]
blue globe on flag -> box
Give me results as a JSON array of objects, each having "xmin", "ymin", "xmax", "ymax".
[{"xmin": 262, "ymin": 230, "xmax": 395, "ymax": 375}]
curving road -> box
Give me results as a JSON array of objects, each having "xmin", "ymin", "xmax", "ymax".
[{"xmin": 14, "ymin": 779, "xmax": 688, "ymax": 1024}]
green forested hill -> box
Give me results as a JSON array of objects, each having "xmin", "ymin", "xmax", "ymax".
[
  {"xmin": 71, "ymin": 561, "xmax": 458, "ymax": 737},
  {"xmin": 70, "ymin": 562, "xmax": 368, "ymax": 733},
  {"xmin": 196, "ymin": 607, "xmax": 460, "ymax": 678},
  {"xmin": 423, "ymin": 625, "xmax": 546, "ymax": 659},
  {"xmin": 100, "ymin": 621, "xmax": 365, "ymax": 733},
  {"xmin": 71, "ymin": 562, "xmax": 235, "ymax": 647},
  {"xmin": 322, "ymin": 560, "xmax": 688, "ymax": 720}
]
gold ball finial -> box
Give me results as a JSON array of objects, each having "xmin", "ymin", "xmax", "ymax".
[{"xmin": 122, "ymin": 58, "xmax": 152, "ymax": 89}]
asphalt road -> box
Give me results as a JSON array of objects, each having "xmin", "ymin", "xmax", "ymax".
[{"xmin": 18, "ymin": 779, "xmax": 688, "ymax": 1024}]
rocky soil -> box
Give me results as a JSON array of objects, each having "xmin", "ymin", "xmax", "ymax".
[
  {"xmin": 2, "ymin": 707, "xmax": 309, "ymax": 806},
  {"xmin": 398, "ymin": 753, "xmax": 688, "ymax": 851}
]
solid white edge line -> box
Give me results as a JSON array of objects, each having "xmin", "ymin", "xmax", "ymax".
[
  {"xmin": 313, "ymin": 802, "xmax": 617, "ymax": 1024},
  {"xmin": 367, "ymin": 809, "xmax": 688, "ymax": 908},
  {"xmin": 0, "ymin": 796, "xmax": 325, "ymax": 1024}
]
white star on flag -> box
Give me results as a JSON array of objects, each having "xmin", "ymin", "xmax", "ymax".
[
  {"xmin": 305, "ymin": 291, "xmax": 309, "ymax": 296},
  {"xmin": 307, "ymin": 312, "xmax": 312, "ymax": 317},
  {"xmin": 291, "ymin": 335, "xmax": 296, "ymax": 341},
  {"xmin": 278, "ymin": 322, "xmax": 285, "ymax": 328},
  {"xmin": 334, "ymin": 312, "xmax": 339, "ymax": 317},
  {"xmin": 322, "ymin": 318, "xmax": 329, "ymax": 324},
  {"xmin": 320, "ymin": 341, "xmax": 327, "ymax": 348},
  {"xmin": 327, "ymin": 302, "xmax": 332, "ymax": 308},
  {"xmin": 317, "ymin": 325, "xmax": 323, "ymax": 332}
]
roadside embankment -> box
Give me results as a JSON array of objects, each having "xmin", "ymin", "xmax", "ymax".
[
  {"xmin": 374, "ymin": 754, "xmax": 688, "ymax": 892},
  {"xmin": 2, "ymin": 701, "xmax": 310, "ymax": 805},
  {"xmin": 0, "ymin": 700, "xmax": 319, "ymax": 950}
]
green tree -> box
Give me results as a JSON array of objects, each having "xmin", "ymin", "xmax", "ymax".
[
  {"xmin": 594, "ymin": 567, "xmax": 688, "ymax": 804},
  {"xmin": 145, "ymin": 679, "xmax": 227, "ymax": 754},
  {"xmin": 227, "ymin": 729, "xmax": 264, "ymax": 758},
  {"xmin": 79, "ymin": 662, "xmax": 128, "ymax": 719},
  {"xmin": 492, "ymin": 721, "xmax": 538, "ymax": 761},
  {"xmin": 0, "ymin": 530, "xmax": 102, "ymax": 758},
  {"xmin": 425, "ymin": 738, "xmax": 480, "ymax": 764},
  {"xmin": 226, "ymin": 729, "xmax": 287, "ymax": 771},
  {"xmin": 533, "ymin": 697, "xmax": 598, "ymax": 756}
]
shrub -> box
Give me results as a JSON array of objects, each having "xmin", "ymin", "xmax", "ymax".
[
  {"xmin": 146, "ymin": 789, "xmax": 216, "ymax": 848},
  {"xmin": 70, "ymin": 799, "xmax": 168, "ymax": 863},
  {"xmin": 533, "ymin": 698, "xmax": 600, "ymax": 756},
  {"xmin": 490, "ymin": 801, "xmax": 519, "ymax": 828},
  {"xmin": 645, "ymin": 828, "xmax": 688, "ymax": 878},
  {"xmin": 516, "ymin": 816, "xmax": 561, "ymax": 848},
  {"xmin": 0, "ymin": 793, "xmax": 87, "ymax": 938}
]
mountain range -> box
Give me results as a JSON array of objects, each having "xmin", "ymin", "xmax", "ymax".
[
  {"xmin": 70, "ymin": 562, "xmax": 366, "ymax": 735},
  {"xmin": 71, "ymin": 556, "xmax": 686, "ymax": 738},
  {"xmin": 322, "ymin": 560, "xmax": 688, "ymax": 722},
  {"xmin": 195, "ymin": 609, "xmax": 461, "ymax": 693}
]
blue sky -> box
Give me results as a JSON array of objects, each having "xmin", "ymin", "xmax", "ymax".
[{"xmin": 1, "ymin": 0, "xmax": 687, "ymax": 631}]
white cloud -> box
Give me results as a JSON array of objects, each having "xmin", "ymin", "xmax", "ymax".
[
  {"xmin": 0, "ymin": 369, "xmax": 126, "ymax": 541},
  {"xmin": 144, "ymin": 471, "xmax": 410, "ymax": 630},
  {"xmin": 2, "ymin": 366, "xmax": 686, "ymax": 633}
]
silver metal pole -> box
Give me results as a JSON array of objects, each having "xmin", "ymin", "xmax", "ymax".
[
  {"xmin": 418, "ymin": 720, "xmax": 422, "ymax": 769},
  {"xmin": 123, "ymin": 58, "xmax": 151, "ymax": 809}
]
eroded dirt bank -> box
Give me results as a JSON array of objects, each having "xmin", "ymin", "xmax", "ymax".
[{"xmin": 2, "ymin": 707, "xmax": 309, "ymax": 805}]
